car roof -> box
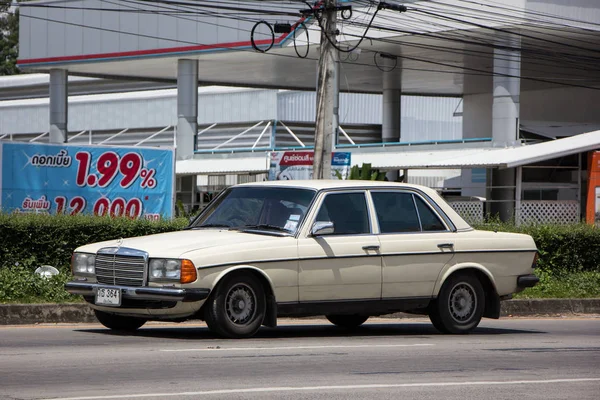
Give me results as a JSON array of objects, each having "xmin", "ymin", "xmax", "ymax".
[
  {"xmin": 237, "ymin": 179, "xmax": 430, "ymax": 191},
  {"xmin": 235, "ymin": 180, "xmax": 472, "ymax": 231}
]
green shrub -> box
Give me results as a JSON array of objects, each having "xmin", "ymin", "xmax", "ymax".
[
  {"xmin": 475, "ymin": 222, "xmax": 600, "ymax": 275},
  {"xmin": 0, "ymin": 213, "xmax": 188, "ymax": 303},
  {"xmin": 1, "ymin": 212, "xmax": 599, "ymax": 302},
  {"xmin": 0, "ymin": 213, "xmax": 188, "ymax": 273},
  {"xmin": 0, "ymin": 258, "xmax": 80, "ymax": 303}
]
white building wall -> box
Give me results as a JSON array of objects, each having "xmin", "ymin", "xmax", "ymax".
[
  {"xmin": 278, "ymin": 91, "xmax": 462, "ymax": 142},
  {"xmin": 1, "ymin": 86, "xmax": 462, "ymax": 144},
  {"xmin": 401, "ymin": 96, "xmax": 462, "ymax": 142},
  {"xmin": 0, "ymin": 88, "xmax": 278, "ymax": 134}
]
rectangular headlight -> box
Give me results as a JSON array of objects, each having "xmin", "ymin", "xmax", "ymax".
[
  {"xmin": 72, "ymin": 253, "xmax": 96, "ymax": 275},
  {"xmin": 149, "ymin": 259, "xmax": 197, "ymax": 284},
  {"xmin": 149, "ymin": 259, "xmax": 182, "ymax": 281}
]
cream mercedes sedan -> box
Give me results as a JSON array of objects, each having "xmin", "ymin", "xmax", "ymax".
[{"xmin": 66, "ymin": 180, "xmax": 539, "ymax": 338}]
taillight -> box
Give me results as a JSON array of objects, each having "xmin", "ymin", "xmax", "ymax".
[{"xmin": 532, "ymin": 252, "xmax": 539, "ymax": 269}]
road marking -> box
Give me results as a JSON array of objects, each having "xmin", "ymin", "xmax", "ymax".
[
  {"xmin": 160, "ymin": 343, "xmax": 435, "ymax": 352},
  {"xmin": 42, "ymin": 378, "xmax": 600, "ymax": 400}
]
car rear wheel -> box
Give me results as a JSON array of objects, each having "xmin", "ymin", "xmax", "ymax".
[
  {"xmin": 94, "ymin": 310, "xmax": 146, "ymax": 332},
  {"xmin": 326, "ymin": 314, "xmax": 369, "ymax": 329},
  {"xmin": 204, "ymin": 272, "xmax": 266, "ymax": 338},
  {"xmin": 429, "ymin": 273, "xmax": 485, "ymax": 334}
]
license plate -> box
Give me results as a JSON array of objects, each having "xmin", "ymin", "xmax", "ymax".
[{"xmin": 96, "ymin": 287, "xmax": 121, "ymax": 306}]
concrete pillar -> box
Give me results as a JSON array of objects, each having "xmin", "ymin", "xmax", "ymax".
[
  {"xmin": 176, "ymin": 59, "xmax": 199, "ymax": 160},
  {"xmin": 49, "ymin": 69, "xmax": 68, "ymax": 143},
  {"xmin": 382, "ymin": 71, "xmax": 402, "ymax": 181},
  {"xmin": 492, "ymin": 39, "xmax": 521, "ymax": 146},
  {"xmin": 491, "ymin": 35, "xmax": 521, "ymax": 221},
  {"xmin": 461, "ymin": 94, "xmax": 492, "ymax": 197}
]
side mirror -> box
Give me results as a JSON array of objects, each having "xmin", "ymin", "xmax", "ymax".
[{"xmin": 311, "ymin": 221, "xmax": 334, "ymax": 236}]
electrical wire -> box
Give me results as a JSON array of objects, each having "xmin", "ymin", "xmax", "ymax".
[
  {"xmin": 293, "ymin": 22, "xmax": 310, "ymax": 58},
  {"xmin": 11, "ymin": 1, "xmax": 600, "ymax": 91},
  {"xmin": 373, "ymin": 52, "xmax": 397, "ymax": 72},
  {"xmin": 250, "ymin": 21, "xmax": 275, "ymax": 52},
  {"xmin": 304, "ymin": 0, "xmax": 384, "ymax": 53},
  {"xmin": 344, "ymin": 8, "xmax": 600, "ymax": 72}
]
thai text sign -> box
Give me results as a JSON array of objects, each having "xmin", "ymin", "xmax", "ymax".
[
  {"xmin": 0, "ymin": 142, "xmax": 174, "ymax": 219},
  {"xmin": 269, "ymin": 151, "xmax": 351, "ymax": 180}
]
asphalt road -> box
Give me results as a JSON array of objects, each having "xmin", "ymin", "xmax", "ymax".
[{"xmin": 1, "ymin": 317, "xmax": 599, "ymax": 400}]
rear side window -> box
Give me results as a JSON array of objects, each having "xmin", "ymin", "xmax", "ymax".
[
  {"xmin": 371, "ymin": 192, "xmax": 420, "ymax": 233},
  {"xmin": 415, "ymin": 196, "xmax": 447, "ymax": 231}
]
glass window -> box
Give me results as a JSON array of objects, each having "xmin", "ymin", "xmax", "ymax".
[
  {"xmin": 192, "ymin": 187, "xmax": 315, "ymax": 234},
  {"xmin": 372, "ymin": 192, "xmax": 420, "ymax": 233},
  {"xmin": 415, "ymin": 196, "xmax": 447, "ymax": 231},
  {"xmin": 315, "ymin": 192, "xmax": 370, "ymax": 235}
]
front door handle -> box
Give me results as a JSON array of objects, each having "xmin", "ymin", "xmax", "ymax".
[
  {"xmin": 437, "ymin": 243, "xmax": 454, "ymax": 249},
  {"xmin": 362, "ymin": 245, "xmax": 380, "ymax": 251}
]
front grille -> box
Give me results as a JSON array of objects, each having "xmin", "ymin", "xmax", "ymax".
[{"xmin": 95, "ymin": 253, "xmax": 146, "ymax": 287}]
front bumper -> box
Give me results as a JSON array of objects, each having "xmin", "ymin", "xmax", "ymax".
[
  {"xmin": 65, "ymin": 282, "xmax": 210, "ymax": 302},
  {"xmin": 517, "ymin": 274, "xmax": 540, "ymax": 289}
]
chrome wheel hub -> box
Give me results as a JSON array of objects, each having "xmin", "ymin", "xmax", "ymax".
[
  {"xmin": 448, "ymin": 282, "xmax": 477, "ymax": 323},
  {"xmin": 225, "ymin": 283, "xmax": 256, "ymax": 325}
]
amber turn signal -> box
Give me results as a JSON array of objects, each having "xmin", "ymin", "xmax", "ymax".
[{"xmin": 180, "ymin": 259, "xmax": 197, "ymax": 284}]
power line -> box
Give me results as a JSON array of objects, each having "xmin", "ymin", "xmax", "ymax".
[
  {"xmin": 345, "ymin": 10, "xmax": 600, "ymax": 70},
  {"xmin": 12, "ymin": 2, "xmax": 600, "ymax": 91}
]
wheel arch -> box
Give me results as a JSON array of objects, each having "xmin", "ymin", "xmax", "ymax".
[
  {"xmin": 208, "ymin": 265, "xmax": 278, "ymax": 327},
  {"xmin": 434, "ymin": 263, "xmax": 501, "ymax": 319}
]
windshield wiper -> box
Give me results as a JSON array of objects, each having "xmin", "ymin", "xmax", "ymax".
[
  {"xmin": 240, "ymin": 224, "xmax": 291, "ymax": 233},
  {"xmin": 192, "ymin": 223, "xmax": 233, "ymax": 229}
]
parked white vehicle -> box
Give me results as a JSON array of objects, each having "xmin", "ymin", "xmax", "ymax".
[{"xmin": 66, "ymin": 180, "xmax": 539, "ymax": 338}]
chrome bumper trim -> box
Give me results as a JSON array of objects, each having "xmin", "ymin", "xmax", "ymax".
[{"xmin": 65, "ymin": 282, "xmax": 210, "ymax": 302}]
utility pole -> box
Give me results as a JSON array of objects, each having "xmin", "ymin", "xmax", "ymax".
[{"xmin": 313, "ymin": 0, "xmax": 337, "ymax": 180}]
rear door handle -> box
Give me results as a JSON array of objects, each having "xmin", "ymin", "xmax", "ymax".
[
  {"xmin": 362, "ymin": 245, "xmax": 380, "ymax": 251},
  {"xmin": 437, "ymin": 243, "xmax": 454, "ymax": 249}
]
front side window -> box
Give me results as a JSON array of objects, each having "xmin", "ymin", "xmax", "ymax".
[
  {"xmin": 372, "ymin": 192, "xmax": 420, "ymax": 233},
  {"xmin": 315, "ymin": 192, "xmax": 370, "ymax": 235},
  {"xmin": 191, "ymin": 187, "xmax": 316, "ymax": 234}
]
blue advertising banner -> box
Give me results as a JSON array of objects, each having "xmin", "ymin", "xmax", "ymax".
[{"xmin": 0, "ymin": 142, "xmax": 174, "ymax": 219}]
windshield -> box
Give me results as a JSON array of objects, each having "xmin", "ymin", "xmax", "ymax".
[{"xmin": 190, "ymin": 186, "xmax": 316, "ymax": 235}]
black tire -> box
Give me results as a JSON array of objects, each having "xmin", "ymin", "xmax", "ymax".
[
  {"xmin": 427, "ymin": 303, "xmax": 449, "ymax": 333},
  {"xmin": 428, "ymin": 273, "xmax": 485, "ymax": 334},
  {"xmin": 94, "ymin": 309, "xmax": 146, "ymax": 332},
  {"xmin": 326, "ymin": 314, "xmax": 369, "ymax": 329},
  {"xmin": 204, "ymin": 272, "xmax": 266, "ymax": 338}
]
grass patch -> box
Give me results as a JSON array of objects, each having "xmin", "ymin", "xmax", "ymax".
[
  {"xmin": 514, "ymin": 271, "xmax": 600, "ymax": 299},
  {"xmin": 0, "ymin": 262, "xmax": 80, "ymax": 304}
]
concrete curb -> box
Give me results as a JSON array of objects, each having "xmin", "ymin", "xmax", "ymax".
[{"xmin": 1, "ymin": 299, "xmax": 599, "ymax": 325}]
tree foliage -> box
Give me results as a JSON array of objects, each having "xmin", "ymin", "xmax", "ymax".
[{"xmin": 0, "ymin": 0, "xmax": 19, "ymax": 75}]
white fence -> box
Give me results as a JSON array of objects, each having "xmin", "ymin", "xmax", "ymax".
[
  {"xmin": 449, "ymin": 201, "xmax": 484, "ymax": 225},
  {"xmin": 449, "ymin": 200, "xmax": 580, "ymax": 225},
  {"xmin": 517, "ymin": 201, "xmax": 580, "ymax": 225}
]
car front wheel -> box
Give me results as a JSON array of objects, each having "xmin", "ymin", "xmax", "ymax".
[
  {"xmin": 326, "ymin": 314, "xmax": 369, "ymax": 329},
  {"xmin": 204, "ymin": 272, "xmax": 266, "ymax": 338},
  {"xmin": 94, "ymin": 310, "xmax": 146, "ymax": 332},
  {"xmin": 429, "ymin": 273, "xmax": 485, "ymax": 334}
]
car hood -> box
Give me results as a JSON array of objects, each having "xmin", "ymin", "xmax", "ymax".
[{"xmin": 75, "ymin": 229, "xmax": 287, "ymax": 259}]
